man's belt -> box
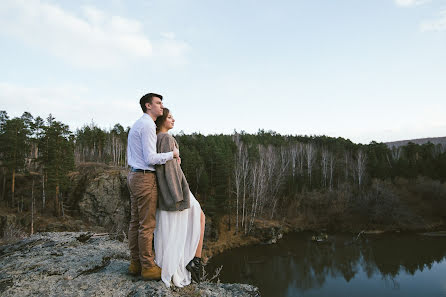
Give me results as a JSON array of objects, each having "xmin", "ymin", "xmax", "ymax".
[{"xmin": 131, "ymin": 168, "xmax": 155, "ymax": 173}]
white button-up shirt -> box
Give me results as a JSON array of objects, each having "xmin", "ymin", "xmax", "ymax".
[{"xmin": 127, "ymin": 113, "xmax": 173, "ymax": 171}]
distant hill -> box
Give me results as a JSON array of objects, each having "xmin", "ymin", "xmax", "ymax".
[{"xmin": 385, "ymin": 136, "xmax": 446, "ymax": 148}]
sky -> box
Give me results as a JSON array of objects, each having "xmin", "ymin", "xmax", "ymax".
[{"xmin": 1, "ymin": 0, "xmax": 445, "ymax": 144}]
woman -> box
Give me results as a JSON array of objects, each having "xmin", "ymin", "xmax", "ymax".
[{"xmin": 154, "ymin": 108, "xmax": 206, "ymax": 288}]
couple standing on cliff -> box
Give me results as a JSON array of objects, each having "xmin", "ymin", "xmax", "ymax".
[{"xmin": 126, "ymin": 93, "xmax": 206, "ymax": 287}]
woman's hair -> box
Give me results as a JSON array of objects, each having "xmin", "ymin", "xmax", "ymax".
[{"xmin": 155, "ymin": 107, "xmax": 170, "ymax": 132}]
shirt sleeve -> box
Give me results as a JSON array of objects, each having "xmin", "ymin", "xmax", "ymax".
[{"xmin": 141, "ymin": 123, "xmax": 173, "ymax": 166}]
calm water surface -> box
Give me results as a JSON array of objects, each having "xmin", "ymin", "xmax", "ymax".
[{"xmin": 207, "ymin": 232, "xmax": 446, "ymax": 297}]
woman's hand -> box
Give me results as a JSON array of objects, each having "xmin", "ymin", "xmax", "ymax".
[{"xmin": 173, "ymin": 147, "xmax": 180, "ymax": 159}]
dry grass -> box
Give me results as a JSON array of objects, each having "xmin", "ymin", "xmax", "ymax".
[
  {"xmin": 202, "ymin": 264, "xmax": 223, "ymax": 283},
  {"xmin": 0, "ymin": 222, "xmax": 28, "ymax": 245},
  {"xmin": 203, "ymin": 215, "xmax": 272, "ymax": 261}
]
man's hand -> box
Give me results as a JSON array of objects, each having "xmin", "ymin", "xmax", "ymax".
[{"xmin": 173, "ymin": 147, "xmax": 180, "ymax": 159}]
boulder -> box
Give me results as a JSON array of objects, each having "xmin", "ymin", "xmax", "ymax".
[{"xmin": 250, "ymin": 225, "xmax": 284, "ymax": 245}]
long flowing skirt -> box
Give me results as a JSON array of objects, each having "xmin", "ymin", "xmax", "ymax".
[{"xmin": 154, "ymin": 191, "xmax": 202, "ymax": 287}]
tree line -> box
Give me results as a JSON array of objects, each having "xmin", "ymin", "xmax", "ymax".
[
  {"xmin": 1, "ymin": 110, "xmax": 446, "ymax": 232},
  {"xmin": 176, "ymin": 130, "xmax": 446, "ymax": 233}
]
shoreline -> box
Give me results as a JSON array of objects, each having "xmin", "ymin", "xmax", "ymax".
[
  {"xmin": 202, "ymin": 215, "xmax": 446, "ymax": 261},
  {"xmin": 1, "ymin": 209, "xmax": 444, "ymax": 255}
]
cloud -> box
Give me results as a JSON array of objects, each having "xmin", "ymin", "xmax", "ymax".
[
  {"xmin": 0, "ymin": 0, "xmax": 189, "ymax": 69},
  {"xmin": 420, "ymin": 10, "xmax": 446, "ymax": 31},
  {"xmin": 0, "ymin": 82, "xmax": 90, "ymax": 120},
  {"xmin": 394, "ymin": 0, "xmax": 431, "ymax": 7},
  {"xmin": 153, "ymin": 32, "xmax": 191, "ymax": 66},
  {"xmin": 0, "ymin": 82, "xmax": 139, "ymax": 130}
]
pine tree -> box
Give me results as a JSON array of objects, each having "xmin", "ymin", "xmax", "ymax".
[
  {"xmin": 0, "ymin": 113, "xmax": 31, "ymax": 206},
  {"xmin": 38, "ymin": 114, "xmax": 74, "ymax": 215},
  {"xmin": 0, "ymin": 111, "xmax": 10, "ymax": 202}
]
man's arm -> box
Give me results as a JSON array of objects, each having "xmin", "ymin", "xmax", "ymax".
[{"xmin": 141, "ymin": 124, "xmax": 178, "ymax": 166}]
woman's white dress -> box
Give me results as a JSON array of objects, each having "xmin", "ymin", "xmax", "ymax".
[{"xmin": 154, "ymin": 191, "xmax": 202, "ymax": 287}]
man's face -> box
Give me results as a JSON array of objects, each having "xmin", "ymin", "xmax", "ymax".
[{"xmin": 147, "ymin": 97, "xmax": 164, "ymax": 117}]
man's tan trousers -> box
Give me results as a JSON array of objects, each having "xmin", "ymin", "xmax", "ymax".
[{"xmin": 127, "ymin": 171, "xmax": 158, "ymax": 268}]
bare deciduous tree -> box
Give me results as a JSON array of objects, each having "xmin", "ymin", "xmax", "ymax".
[
  {"xmin": 288, "ymin": 142, "xmax": 304, "ymax": 178},
  {"xmin": 42, "ymin": 169, "xmax": 46, "ymax": 211},
  {"xmin": 391, "ymin": 146, "xmax": 401, "ymax": 161},
  {"xmin": 321, "ymin": 148, "xmax": 329, "ymax": 188},
  {"xmin": 232, "ymin": 134, "xmax": 250, "ymax": 233},
  {"xmin": 31, "ymin": 178, "xmax": 34, "ymax": 235},
  {"xmin": 305, "ymin": 143, "xmax": 316, "ymax": 187},
  {"xmin": 344, "ymin": 150, "xmax": 351, "ymax": 182},
  {"xmin": 354, "ymin": 149, "xmax": 367, "ymax": 187},
  {"xmin": 268, "ymin": 146, "xmax": 290, "ymax": 219},
  {"xmin": 329, "ymin": 152, "xmax": 335, "ymax": 191},
  {"xmin": 248, "ymin": 145, "xmax": 267, "ymax": 233}
]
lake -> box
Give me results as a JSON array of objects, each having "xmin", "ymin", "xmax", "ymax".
[{"xmin": 207, "ymin": 232, "xmax": 446, "ymax": 297}]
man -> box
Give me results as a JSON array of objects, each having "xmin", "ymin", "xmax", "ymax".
[{"xmin": 127, "ymin": 93, "xmax": 179, "ymax": 280}]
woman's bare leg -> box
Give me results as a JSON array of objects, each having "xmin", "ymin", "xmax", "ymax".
[
  {"xmin": 195, "ymin": 210, "xmax": 205, "ymax": 257},
  {"xmin": 187, "ymin": 210, "xmax": 205, "ymax": 283}
]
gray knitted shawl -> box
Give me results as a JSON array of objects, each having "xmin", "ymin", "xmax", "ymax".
[{"xmin": 155, "ymin": 133, "xmax": 190, "ymax": 211}]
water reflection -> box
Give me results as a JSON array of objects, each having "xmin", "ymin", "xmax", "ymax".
[{"xmin": 208, "ymin": 233, "xmax": 446, "ymax": 297}]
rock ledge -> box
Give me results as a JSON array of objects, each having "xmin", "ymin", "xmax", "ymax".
[{"xmin": 0, "ymin": 232, "xmax": 260, "ymax": 297}]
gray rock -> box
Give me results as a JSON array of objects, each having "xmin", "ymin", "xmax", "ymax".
[
  {"xmin": 250, "ymin": 225, "xmax": 284, "ymax": 245},
  {"xmin": 0, "ymin": 232, "xmax": 260, "ymax": 297},
  {"xmin": 73, "ymin": 169, "xmax": 130, "ymax": 233}
]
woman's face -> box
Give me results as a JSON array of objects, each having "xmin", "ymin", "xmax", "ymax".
[{"xmin": 162, "ymin": 112, "xmax": 175, "ymax": 131}]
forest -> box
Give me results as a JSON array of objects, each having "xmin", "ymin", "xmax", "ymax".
[{"xmin": 1, "ymin": 111, "xmax": 446, "ymax": 234}]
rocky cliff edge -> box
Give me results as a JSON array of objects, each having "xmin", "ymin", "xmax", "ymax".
[{"xmin": 0, "ymin": 232, "xmax": 260, "ymax": 297}]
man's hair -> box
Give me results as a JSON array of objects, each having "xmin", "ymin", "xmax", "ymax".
[{"xmin": 140, "ymin": 93, "xmax": 163, "ymax": 113}]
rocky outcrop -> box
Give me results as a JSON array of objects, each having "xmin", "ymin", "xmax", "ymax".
[
  {"xmin": 77, "ymin": 170, "xmax": 130, "ymax": 232},
  {"xmin": 0, "ymin": 232, "xmax": 260, "ymax": 297},
  {"xmin": 67, "ymin": 167, "xmax": 130, "ymax": 234}
]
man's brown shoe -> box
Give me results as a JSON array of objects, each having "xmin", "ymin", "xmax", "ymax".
[
  {"xmin": 141, "ymin": 265, "xmax": 162, "ymax": 280},
  {"xmin": 128, "ymin": 260, "xmax": 141, "ymax": 276}
]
